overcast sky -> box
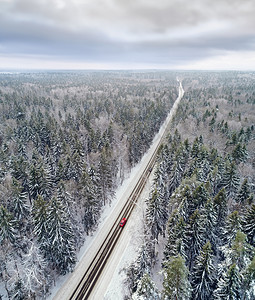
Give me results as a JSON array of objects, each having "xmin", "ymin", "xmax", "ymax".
[{"xmin": 1, "ymin": 0, "xmax": 255, "ymax": 70}]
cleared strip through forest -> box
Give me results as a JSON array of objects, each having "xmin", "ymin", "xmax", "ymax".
[{"xmin": 54, "ymin": 81, "xmax": 184, "ymax": 300}]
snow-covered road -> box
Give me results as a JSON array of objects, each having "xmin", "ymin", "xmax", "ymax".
[{"xmin": 52, "ymin": 81, "xmax": 184, "ymax": 300}]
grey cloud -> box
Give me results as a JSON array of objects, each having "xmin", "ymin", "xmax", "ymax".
[{"xmin": 0, "ymin": 0, "xmax": 255, "ymax": 68}]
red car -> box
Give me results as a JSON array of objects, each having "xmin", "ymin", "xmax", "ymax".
[{"xmin": 120, "ymin": 217, "xmax": 127, "ymax": 227}]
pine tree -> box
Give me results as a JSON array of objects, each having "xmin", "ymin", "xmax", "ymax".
[
  {"xmin": 178, "ymin": 182, "xmax": 198, "ymax": 222},
  {"xmin": 191, "ymin": 242, "xmax": 216, "ymax": 300},
  {"xmin": 11, "ymin": 155, "xmax": 28, "ymax": 183},
  {"xmin": 214, "ymin": 263, "xmax": 242, "ymax": 300},
  {"xmin": 212, "ymin": 156, "xmax": 226, "ymax": 193},
  {"xmin": 191, "ymin": 137, "xmax": 201, "ymax": 158},
  {"xmin": 71, "ymin": 151, "xmax": 83, "ymax": 182},
  {"xmin": 28, "ymin": 163, "xmax": 41, "ymax": 201},
  {"xmin": 228, "ymin": 231, "xmax": 254, "ymax": 270},
  {"xmin": 193, "ymin": 183, "xmax": 210, "ymax": 209},
  {"xmin": 55, "ymin": 159, "xmax": 65, "ymax": 183},
  {"xmin": 162, "ymin": 255, "xmax": 191, "ymax": 300}
]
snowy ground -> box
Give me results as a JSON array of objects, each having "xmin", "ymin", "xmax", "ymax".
[
  {"xmin": 100, "ymin": 168, "xmax": 153, "ymax": 300},
  {"xmin": 51, "ymin": 81, "xmax": 184, "ymax": 300}
]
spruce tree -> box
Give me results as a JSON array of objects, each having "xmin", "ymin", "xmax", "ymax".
[
  {"xmin": 47, "ymin": 197, "xmax": 76, "ymax": 274},
  {"xmin": 98, "ymin": 147, "xmax": 115, "ymax": 206},
  {"xmin": 163, "ymin": 215, "xmax": 187, "ymax": 262},
  {"xmin": 200, "ymin": 199, "xmax": 217, "ymax": 252},
  {"xmin": 10, "ymin": 178, "xmax": 29, "ymax": 224},
  {"xmin": 214, "ymin": 263, "xmax": 242, "ymax": 300},
  {"xmin": 193, "ymin": 183, "xmax": 210, "ymax": 209},
  {"xmin": 191, "ymin": 242, "xmax": 216, "ymax": 300},
  {"xmin": 168, "ymin": 153, "xmax": 184, "ymax": 195},
  {"xmin": 32, "ymin": 195, "xmax": 49, "ymax": 253},
  {"xmin": 186, "ymin": 210, "xmax": 206, "ymax": 270},
  {"xmin": 242, "ymin": 255, "xmax": 255, "ymax": 300},
  {"xmin": 80, "ymin": 170, "xmax": 101, "ymax": 235},
  {"xmin": 213, "ymin": 188, "xmax": 228, "ymax": 237},
  {"xmin": 243, "ymin": 205, "xmax": 255, "ymax": 246},
  {"xmin": 223, "ymin": 211, "xmax": 241, "ymax": 246},
  {"xmin": 146, "ymin": 188, "xmax": 167, "ymax": 242},
  {"xmin": 134, "ymin": 273, "xmax": 160, "ymax": 300},
  {"xmin": 222, "ymin": 162, "xmax": 240, "ymax": 198},
  {"xmin": 236, "ymin": 179, "xmax": 251, "ymax": 204},
  {"xmin": 0, "ymin": 205, "xmax": 17, "ymax": 245}
]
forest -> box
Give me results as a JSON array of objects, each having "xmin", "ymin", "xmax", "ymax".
[
  {"xmin": 0, "ymin": 71, "xmax": 254, "ymax": 299},
  {"xmin": 126, "ymin": 71, "xmax": 255, "ymax": 300},
  {"xmin": 0, "ymin": 71, "xmax": 178, "ymax": 298}
]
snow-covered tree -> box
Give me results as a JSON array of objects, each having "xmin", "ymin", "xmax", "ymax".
[
  {"xmin": 222, "ymin": 162, "xmax": 240, "ymax": 198},
  {"xmin": 98, "ymin": 147, "xmax": 115, "ymax": 206},
  {"xmin": 223, "ymin": 211, "xmax": 241, "ymax": 246},
  {"xmin": 80, "ymin": 170, "xmax": 101, "ymax": 234},
  {"xmin": 232, "ymin": 143, "xmax": 248, "ymax": 163},
  {"xmin": 11, "ymin": 277, "xmax": 27, "ymax": 300},
  {"xmin": 213, "ymin": 188, "xmax": 228, "ymax": 237},
  {"xmin": 200, "ymin": 199, "xmax": 217, "ymax": 252},
  {"xmin": 236, "ymin": 179, "xmax": 251, "ymax": 204},
  {"xmin": 28, "ymin": 157, "xmax": 52, "ymax": 201},
  {"xmin": 168, "ymin": 153, "xmax": 184, "ymax": 195},
  {"xmin": 146, "ymin": 188, "xmax": 168, "ymax": 243},
  {"xmin": 22, "ymin": 242, "xmax": 49, "ymax": 298},
  {"xmin": 10, "ymin": 178, "xmax": 29, "ymax": 224},
  {"xmin": 47, "ymin": 197, "xmax": 76, "ymax": 274},
  {"xmin": 163, "ymin": 214, "xmax": 187, "ymax": 261},
  {"xmin": 132, "ymin": 273, "xmax": 160, "ymax": 300},
  {"xmin": 186, "ymin": 210, "xmax": 206, "ymax": 270},
  {"xmin": 208, "ymin": 165, "xmax": 222, "ymax": 195},
  {"xmin": 243, "ymin": 205, "xmax": 255, "ymax": 246},
  {"xmin": 0, "ymin": 205, "xmax": 17, "ymax": 245},
  {"xmin": 192, "ymin": 183, "xmax": 210, "ymax": 209},
  {"xmin": 191, "ymin": 241, "xmax": 216, "ymax": 300},
  {"xmin": 214, "ymin": 263, "xmax": 242, "ymax": 300},
  {"xmin": 126, "ymin": 244, "xmax": 152, "ymax": 295},
  {"xmin": 225, "ymin": 231, "xmax": 254, "ymax": 270},
  {"xmin": 242, "ymin": 255, "xmax": 255, "ymax": 300},
  {"xmin": 32, "ymin": 195, "xmax": 49, "ymax": 253}
]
